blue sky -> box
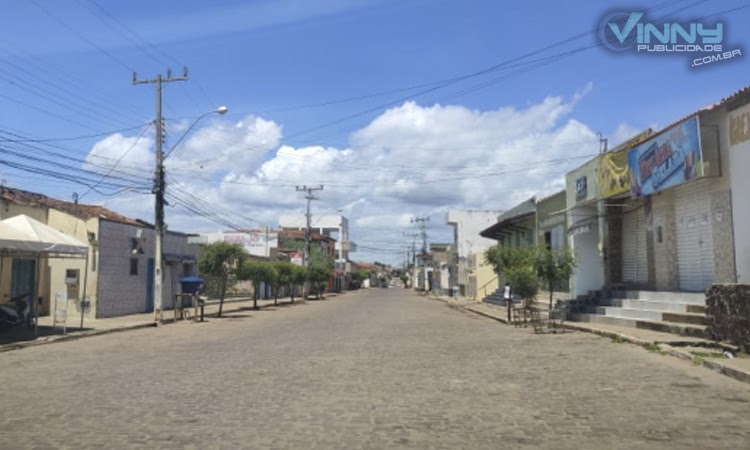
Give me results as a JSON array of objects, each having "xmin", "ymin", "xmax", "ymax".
[{"xmin": 1, "ymin": 0, "xmax": 748, "ymax": 263}]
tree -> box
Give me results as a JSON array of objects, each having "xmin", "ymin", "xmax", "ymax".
[
  {"xmin": 274, "ymin": 261, "xmax": 296, "ymax": 303},
  {"xmin": 307, "ymin": 264, "xmax": 332, "ymax": 299},
  {"xmin": 484, "ymin": 246, "xmax": 539, "ymax": 310},
  {"xmin": 351, "ymin": 269, "xmax": 371, "ymax": 288},
  {"xmin": 533, "ymin": 247, "xmax": 578, "ymax": 309},
  {"xmin": 197, "ymin": 242, "xmax": 246, "ymax": 318},
  {"xmin": 504, "ymin": 265, "xmax": 540, "ymax": 309},
  {"xmin": 291, "ymin": 265, "xmax": 307, "ymax": 302},
  {"xmin": 240, "ymin": 261, "xmax": 277, "ymax": 310},
  {"xmin": 484, "ymin": 246, "xmax": 534, "ymax": 275}
]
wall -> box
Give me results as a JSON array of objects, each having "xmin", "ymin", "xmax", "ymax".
[
  {"xmin": 728, "ymin": 102, "xmax": 750, "ymax": 282},
  {"xmin": 536, "ymin": 191, "xmax": 566, "ymax": 250},
  {"xmin": 202, "ymin": 230, "xmax": 278, "ymax": 258},
  {"xmin": 446, "ymin": 210, "xmax": 503, "ymax": 294},
  {"xmin": 97, "ymin": 220, "xmax": 149, "ymax": 317},
  {"xmin": 46, "ymin": 210, "xmax": 98, "ymax": 320},
  {"xmin": 467, "ymin": 253, "xmax": 498, "ymax": 301},
  {"xmin": 651, "ymin": 190, "xmax": 679, "ymax": 290},
  {"xmin": 565, "ymin": 157, "xmax": 599, "ymax": 208},
  {"xmin": 97, "ymin": 220, "xmax": 199, "ymax": 318},
  {"xmin": 699, "ymin": 108, "xmax": 736, "ymax": 284},
  {"xmin": 568, "ymin": 205, "xmax": 603, "ymax": 297}
]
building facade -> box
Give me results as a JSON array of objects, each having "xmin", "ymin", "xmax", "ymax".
[{"xmin": 446, "ymin": 210, "xmax": 503, "ymax": 296}]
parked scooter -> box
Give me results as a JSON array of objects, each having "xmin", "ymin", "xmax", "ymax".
[{"xmin": 0, "ymin": 294, "xmax": 31, "ymax": 328}]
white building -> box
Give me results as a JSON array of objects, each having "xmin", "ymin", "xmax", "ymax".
[
  {"xmin": 192, "ymin": 229, "xmax": 278, "ymax": 258},
  {"xmin": 446, "ymin": 210, "xmax": 503, "ymax": 296}
]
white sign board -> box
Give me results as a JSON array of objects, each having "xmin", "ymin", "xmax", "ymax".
[{"xmin": 53, "ymin": 292, "xmax": 68, "ymax": 333}]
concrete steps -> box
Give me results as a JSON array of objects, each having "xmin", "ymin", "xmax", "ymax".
[
  {"xmin": 571, "ymin": 313, "xmax": 707, "ymax": 338},
  {"xmin": 571, "ymin": 290, "xmax": 708, "ymax": 338}
]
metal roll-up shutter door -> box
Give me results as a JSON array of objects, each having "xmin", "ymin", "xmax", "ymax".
[
  {"xmin": 675, "ymin": 179, "xmax": 714, "ymax": 291},
  {"xmin": 622, "ymin": 202, "xmax": 648, "ymax": 284}
]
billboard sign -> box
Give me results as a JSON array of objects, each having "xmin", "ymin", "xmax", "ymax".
[
  {"xmin": 598, "ymin": 129, "xmax": 652, "ymax": 198},
  {"xmin": 628, "ymin": 116, "xmax": 703, "ymax": 198}
]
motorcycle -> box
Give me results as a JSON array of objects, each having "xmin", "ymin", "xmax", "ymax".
[{"xmin": 0, "ymin": 293, "xmax": 31, "ymax": 328}]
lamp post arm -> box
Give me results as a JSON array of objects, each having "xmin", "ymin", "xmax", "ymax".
[{"xmin": 164, "ymin": 107, "xmax": 227, "ymax": 160}]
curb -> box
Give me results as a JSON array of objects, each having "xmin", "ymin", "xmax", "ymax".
[
  {"xmin": 0, "ymin": 322, "xmax": 157, "ymax": 353},
  {"xmin": 431, "ymin": 295, "xmax": 750, "ymax": 386},
  {"xmin": 0, "ymin": 297, "xmax": 309, "ymax": 354}
]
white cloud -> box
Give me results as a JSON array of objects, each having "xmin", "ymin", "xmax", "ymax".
[
  {"xmin": 83, "ymin": 132, "xmax": 155, "ymax": 180},
  {"xmin": 89, "ymin": 86, "xmax": 600, "ymax": 264}
]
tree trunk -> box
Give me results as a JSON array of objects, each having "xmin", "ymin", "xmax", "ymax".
[
  {"xmin": 549, "ymin": 281, "xmax": 553, "ymax": 310},
  {"xmin": 217, "ymin": 277, "xmax": 227, "ymax": 318},
  {"xmin": 290, "ymin": 284, "xmax": 295, "ymax": 303},
  {"xmin": 253, "ymin": 283, "xmax": 259, "ymax": 310},
  {"xmin": 274, "ymin": 286, "xmax": 278, "ymax": 306}
]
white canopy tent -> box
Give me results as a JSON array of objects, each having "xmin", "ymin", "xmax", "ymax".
[{"xmin": 0, "ymin": 215, "xmax": 89, "ymax": 333}]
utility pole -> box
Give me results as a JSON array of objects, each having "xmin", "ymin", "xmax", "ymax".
[
  {"xmin": 133, "ymin": 67, "xmax": 188, "ymax": 323},
  {"xmin": 296, "ymin": 185, "xmax": 323, "ymax": 266},
  {"xmin": 411, "ymin": 217, "xmax": 430, "ymax": 291},
  {"xmin": 411, "ymin": 217, "xmax": 429, "ymax": 291},
  {"xmin": 403, "ymin": 232, "xmax": 418, "ymax": 289}
]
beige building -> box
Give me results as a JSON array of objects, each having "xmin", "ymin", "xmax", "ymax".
[{"xmin": 1, "ymin": 187, "xmax": 199, "ymax": 319}]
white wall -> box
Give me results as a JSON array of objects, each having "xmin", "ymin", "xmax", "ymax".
[
  {"xmin": 729, "ymin": 103, "xmax": 750, "ymax": 282},
  {"xmin": 446, "ymin": 210, "xmax": 503, "ymax": 258},
  {"xmin": 198, "ymin": 230, "xmax": 278, "ymax": 258},
  {"xmin": 568, "ymin": 205, "xmax": 604, "ymax": 297}
]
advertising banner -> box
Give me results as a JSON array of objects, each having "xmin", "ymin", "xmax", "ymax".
[
  {"xmin": 598, "ymin": 129, "xmax": 652, "ymax": 198},
  {"xmin": 628, "ymin": 116, "xmax": 703, "ymax": 198}
]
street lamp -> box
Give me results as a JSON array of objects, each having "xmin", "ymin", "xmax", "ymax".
[
  {"xmin": 153, "ymin": 106, "xmax": 228, "ymax": 323},
  {"xmin": 164, "ymin": 106, "xmax": 228, "ymax": 159}
]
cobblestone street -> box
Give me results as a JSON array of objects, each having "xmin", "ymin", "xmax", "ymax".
[{"xmin": 1, "ymin": 289, "xmax": 749, "ymax": 449}]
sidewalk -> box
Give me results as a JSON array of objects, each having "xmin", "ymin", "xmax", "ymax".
[
  {"xmin": 431, "ymin": 294, "xmax": 750, "ymax": 385},
  {"xmin": 0, "ymin": 292, "xmax": 344, "ymax": 353}
]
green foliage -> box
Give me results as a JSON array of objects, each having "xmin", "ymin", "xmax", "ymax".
[
  {"xmin": 484, "ymin": 245, "xmax": 577, "ymax": 310},
  {"xmin": 504, "ymin": 265, "xmax": 539, "ymax": 307},
  {"xmin": 532, "ymin": 246, "xmax": 578, "ymax": 309},
  {"xmin": 307, "ymin": 264, "xmax": 332, "ymax": 299},
  {"xmin": 352, "ymin": 269, "xmax": 371, "ymax": 282},
  {"xmin": 273, "ymin": 261, "xmax": 296, "ymax": 303},
  {"xmin": 484, "ymin": 246, "xmax": 534, "ymax": 275},
  {"xmin": 283, "ymin": 239, "xmax": 334, "ymax": 269},
  {"xmin": 240, "ymin": 261, "xmax": 278, "ymax": 309},
  {"xmin": 292, "ymin": 265, "xmax": 308, "ymax": 285},
  {"xmin": 197, "ymin": 242, "xmax": 247, "ymax": 317}
]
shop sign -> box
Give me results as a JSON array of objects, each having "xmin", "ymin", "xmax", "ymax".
[
  {"xmin": 628, "ymin": 116, "xmax": 703, "ymax": 198},
  {"xmin": 598, "ymin": 129, "xmax": 652, "ymax": 198}
]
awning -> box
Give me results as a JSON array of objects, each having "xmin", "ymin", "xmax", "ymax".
[
  {"xmin": 0, "ymin": 215, "xmax": 87, "ymax": 256},
  {"xmin": 479, "ymin": 211, "xmax": 535, "ymax": 240}
]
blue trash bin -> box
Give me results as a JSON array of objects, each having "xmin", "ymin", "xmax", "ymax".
[{"xmin": 179, "ymin": 276, "xmax": 204, "ymax": 295}]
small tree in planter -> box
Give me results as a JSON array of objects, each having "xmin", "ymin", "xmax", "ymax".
[
  {"xmin": 291, "ymin": 265, "xmax": 307, "ymax": 302},
  {"xmin": 240, "ymin": 261, "xmax": 277, "ymax": 310},
  {"xmin": 504, "ymin": 265, "xmax": 540, "ymax": 310},
  {"xmin": 307, "ymin": 264, "xmax": 332, "ymax": 299},
  {"xmin": 197, "ymin": 242, "xmax": 247, "ymax": 318},
  {"xmin": 533, "ymin": 247, "xmax": 578, "ymax": 310},
  {"xmin": 274, "ymin": 261, "xmax": 295, "ymax": 303}
]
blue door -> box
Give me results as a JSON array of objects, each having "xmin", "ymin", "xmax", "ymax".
[{"xmin": 146, "ymin": 258, "xmax": 154, "ymax": 312}]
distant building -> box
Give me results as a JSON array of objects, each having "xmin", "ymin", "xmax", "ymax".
[{"xmin": 446, "ymin": 210, "xmax": 503, "ymax": 296}]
